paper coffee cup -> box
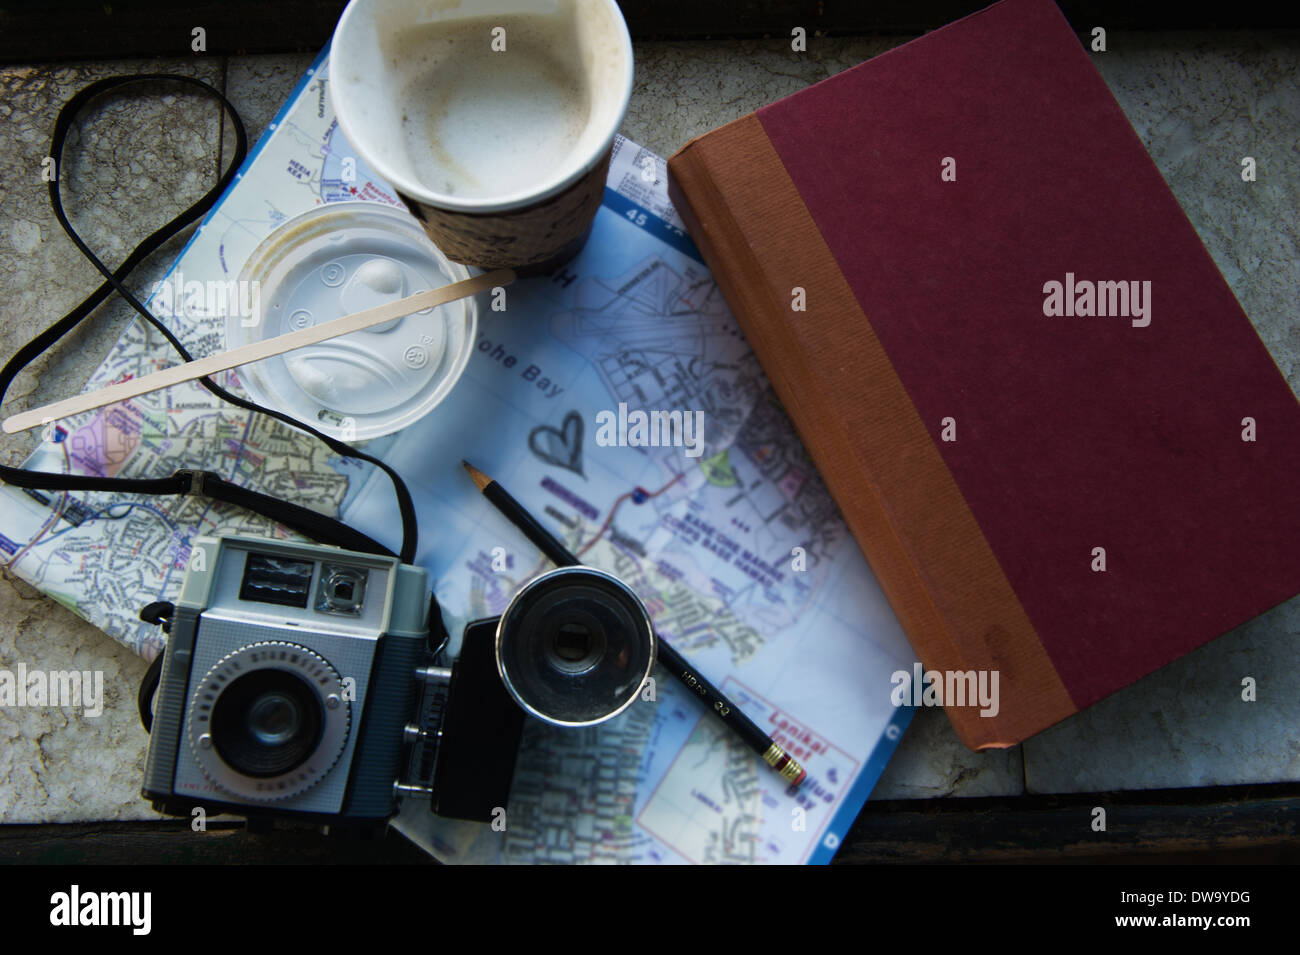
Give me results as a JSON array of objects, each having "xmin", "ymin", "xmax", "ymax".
[{"xmin": 330, "ymin": 0, "xmax": 634, "ymax": 272}]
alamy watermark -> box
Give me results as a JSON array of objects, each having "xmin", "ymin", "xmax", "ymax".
[
  {"xmin": 50, "ymin": 885, "xmax": 151, "ymax": 935},
  {"xmin": 150, "ymin": 269, "xmax": 262, "ymax": 324},
  {"xmin": 1042, "ymin": 273, "xmax": 1151, "ymax": 328},
  {"xmin": 594, "ymin": 402, "xmax": 706, "ymax": 458},
  {"xmin": 0, "ymin": 664, "xmax": 105, "ymax": 717},
  {"xmin": 890, "ymin": 662, "xmax": 999, "ymax": 718}
]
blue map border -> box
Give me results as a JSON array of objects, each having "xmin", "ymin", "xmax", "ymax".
[
  {"xmin": 600, "ymin": 187, "xmax": 703, "ymax": 263},
  {"xmin": 808, "ymin": 704, "xmax": 916, "ymax": 865}
]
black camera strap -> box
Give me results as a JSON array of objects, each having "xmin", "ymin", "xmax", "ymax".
[{"xmin": 0, "ymin": 74, "xmax": 418, "ymax": 564}]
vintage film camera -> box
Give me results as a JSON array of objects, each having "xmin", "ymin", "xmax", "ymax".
[{"xmin": 140, "ymin": 534, "xmax": 656, "ymax": 830}]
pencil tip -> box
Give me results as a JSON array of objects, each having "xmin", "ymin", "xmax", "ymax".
[{"xmin": 461, "ymin": 459, "xmax": 491, "ymax": 491}]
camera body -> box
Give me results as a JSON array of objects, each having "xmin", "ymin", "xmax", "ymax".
[
  {"xmin": 141, "ymin": 534, "xmax": 657, "ymax": 833},
  {"xmin": 142, "ymin": 535, "xmax": 436, "ymax": 828}
]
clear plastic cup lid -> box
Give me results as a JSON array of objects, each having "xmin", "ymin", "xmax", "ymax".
[{"xmin": 227, "ymin": 202, "xmax": 478, "ymax": 441}]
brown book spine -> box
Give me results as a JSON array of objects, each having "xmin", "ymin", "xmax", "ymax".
[
  {"xmin": 667, "ymin": 132, "xmax": 960, "ymax": 734},
  {"xmin": 668, "ymin": 117, "xmax": 1077, "ymax": 748}
]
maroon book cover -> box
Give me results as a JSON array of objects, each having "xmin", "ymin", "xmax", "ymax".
[{"xmin": 668, "ymin": 0, "xmax": 1300, "ymax": 746}]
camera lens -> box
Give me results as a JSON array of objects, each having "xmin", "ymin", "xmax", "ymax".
[
  {"xmin": 188, "ymin": 641, "xmax": 351, "ymax": 801},
  {"xmin": 543, "ymin": 613, "xmax": 607, "ymax": 674},
  {"xmin": 211, "ymin": 669, "xmax": 324, "ymax": 777},
  {"xmin": 496, "ymin": 566, "xmax": 656, "ymax": 726},
  {"xmin": 247, "ymin": 692, "xmax": 303, "ymax": 746},
  {"xmin": 552, "ymin": 621, "xmax": 600, "ymax": 668}
]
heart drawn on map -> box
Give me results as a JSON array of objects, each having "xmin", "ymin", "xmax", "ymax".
[{"xmin": 528, "ymin": 410, "xmax": 585, "ymax": 478}]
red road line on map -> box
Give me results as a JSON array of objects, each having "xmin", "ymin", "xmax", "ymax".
[{"xmin": 576, "ymin": 471, "xmax": 685, "ymax": 559}]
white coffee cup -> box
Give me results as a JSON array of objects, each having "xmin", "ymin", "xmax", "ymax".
[{"xmin": 331, "ymin": 0, "xmax": 634, "ymax": 272}]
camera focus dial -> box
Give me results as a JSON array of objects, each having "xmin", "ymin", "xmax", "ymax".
[{"xmin": 188, "ymin": 641, "xmax": 352, "ymax": 802}]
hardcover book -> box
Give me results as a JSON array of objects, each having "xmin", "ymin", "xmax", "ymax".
[{"xmin": 667, "ymin": 0, "xmax": 1300, "ymax": 747}]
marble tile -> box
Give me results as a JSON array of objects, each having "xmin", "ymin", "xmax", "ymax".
[
  {"xmin": 0, "ymin": 572, "xmax": 162, "ymax": 823},
  {"xmin": 1024, "ymin": 596, "xmax": 1300, "ymax": 793},
  {"xmin": 0, "ymin": 57, "xmax": 224, "ymax": 824},
  {"xmin": 625, "ymin": 36, "xmax": 907, "ymax": 159},
  {"xmin": 0, "ymin": 58, "xmax": 226, "ymax": 468},
  {"xmin": 223, "ymin": 53, "xmax": 320, "ymax": 153},
  {"xmin": 871, "ymin": 706, "xmax": 1025, "ymax": 800}
]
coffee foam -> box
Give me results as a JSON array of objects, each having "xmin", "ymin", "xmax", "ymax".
[
  {"xmin": 335, "ymin": 0, "xmax": 623, "ymax": 203},
  {"xmin": 392, "ymin": 13, "xmax": 590, "ymax": 198}
]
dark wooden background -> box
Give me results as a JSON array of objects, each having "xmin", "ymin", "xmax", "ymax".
[
  {"xmin": 3, "ymin": 783, "xmax": 1297, "ymax": 864},
  {"xmin": 1, "ymin": 1, "xmax": 1298, "ymax": 62}
]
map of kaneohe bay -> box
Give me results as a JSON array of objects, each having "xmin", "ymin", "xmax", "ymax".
[{"xmin": 0, "ymin": 51, "xmax": 914, "ymax": 864}]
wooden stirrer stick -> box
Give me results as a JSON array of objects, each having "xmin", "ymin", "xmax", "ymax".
[{"xmin": 3, "ymin": 269, "xmax": 514, "ymax": 435}]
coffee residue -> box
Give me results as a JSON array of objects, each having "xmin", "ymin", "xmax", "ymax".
[{"xmin": 393, "ymin": 9, "xmax": 594, "ymax": 199}]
